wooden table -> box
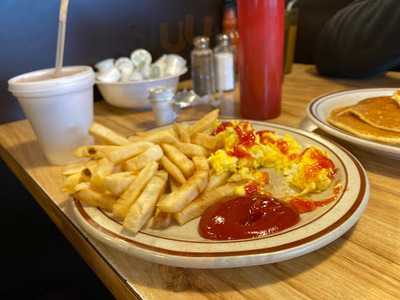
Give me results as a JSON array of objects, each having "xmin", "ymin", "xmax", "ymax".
[{"xmin": 1, "ymin": 64, "xmax": 399, "ymax": 300}]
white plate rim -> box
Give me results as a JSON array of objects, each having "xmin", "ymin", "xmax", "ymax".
[
  {"xmin": 306, "ymin": 88, "xmax": 400, "ymax": 157},
  {"xmin": 72, "ymin": 121, "xmax": 369, "ymax": 268}
]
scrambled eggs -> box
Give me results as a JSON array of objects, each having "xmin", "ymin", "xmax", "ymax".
[{"xmin": 208, "ymin": 121, "xmax": 336, "ymax": 195}]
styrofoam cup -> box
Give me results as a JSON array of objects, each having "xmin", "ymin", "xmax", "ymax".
[{"xmin": 8, "ymin": 66, "xmax": 95, "ymax": 165}]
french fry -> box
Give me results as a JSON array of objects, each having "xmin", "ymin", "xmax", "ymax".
[
  {"xmin": 103, "ymin": 172, "xmax": 136, "ymax": 197},
  {"xmin": 169, "ymin": 178, "xmax": 180, "ymax": 192},
  {"xmin": 62, "ymin": 160, "xmax": 97, "ymax": 176},
  {"xmin": 74, "ymin": 188, "xmax": 116, "ymax": 212},
  {"xmin": 112, "ymin": 164, "xmax": 124, "ymax": 173},
  {"xmin": 80, "ymin": 161, "xmax": 99, "ymax": 180},
  {"xmin": 175, "ymin": 142, "xmax": 208, "ymax": 158},
  {"xmin": 192, "ymin": 156, "xmax": 210, "ymax": 172},
  {"xmin": 174, "ymin": 182, "xmax": 241, "ymax": 225},
  {"xmin": 160, "ymin": 155, "xmax": 186, "ymax": 185},
  {"xmin": 192, "ymin": 156, "xmax": 209, "ymax": 172},
  {"xmin": 123, "ymin": 145, "xmax": 163, "ymax": 172},
  {"xmin": 143, "ymin": 131, "xmax": 180, "ymax": 145},
  {"xmin": 113, "ymin": 161, "xmax": 159, "ymax": 220},
  {"xmin": 161, "ymin": 144, "xmax": 194, "ymax": 178},
  {"xmin": 215, "ymin": 132, "xmax": 225, "ymax": 149},
  {"xmin": 157, "ymin": 171, "xmax": 208, "ymax": 213},
  {"xmin": 73, "ymin": 182, "xmax": 91, "ymax": 192},
  {"xmin": 63, "ymin": 163, "xmax": 86, "ymax": 176},
  {"xmin": 205, "ymin": 172, "xmax": 230, "ymax": 191},
  {"xmin": 127, "ymin": 135, "xmax": 143, "ymax": 143},
  {"xmin": 191, "ymin": 133, "xmax": 219, "ymax": 150},
  {"xmin": 134, "ymin": 132, "xmax": 148, "ymax": 137},
  {"xmin": 173, "ymin": 123, "xmax": 191, "ymax": 143},
  {"xmin": 107, "ymin": 141, "xmax": 154, "ymax": 164},
  {"xmin": 90, "ymin": 158, "xmax": 114, "ymax": 190},
  {"xmin": 63, "ymin": 173, "xmax": 84, "ymax": 193},
  {"xmin": 63, "ymin": 159, "xmax": 119, "ymax": 193},
  {"xmin": 227, "ymin": 173, "xmax": 249, "ymax": 182},
  {"xmin": 123, "ymin": 171, "xmax": 168, "ymax": 233},
  {"xmin": 192, "ymin": 132, "xmax": 225, "ymax": 151},
  {"xmin": 136, "ymin": 128, "xmax": 177, "ymax": 138},
  {"xmin": 74, "ymin": 145, "xmax": 120, "ymax": 159},
  {"xmin": 89, "ymin": 122, "xmax": 130, "ymax": 145},
  {"xmin": 189, "ymin": 109, "xmax": 219, "ymax": 136},
  {"xmin": 150, "ymin": 208, "xmax": 172, "ymax": 229}
]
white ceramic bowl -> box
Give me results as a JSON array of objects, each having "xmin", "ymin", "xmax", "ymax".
[{"xmin": 96, "ymin": 69, "xmax": 187, "ymax": 110}]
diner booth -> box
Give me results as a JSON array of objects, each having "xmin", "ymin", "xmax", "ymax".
[{"xmin": 1, "ymin": 1, "xmax": 396, "ymax": 299}]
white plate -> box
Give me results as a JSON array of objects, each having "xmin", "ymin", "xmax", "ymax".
[
  {"xmin": 307, "ymin": 88, "xmax": 400, "ymax": 159},
  {"xmin": 73, "ymin": 122, "xmax": 369, "ymax": 269}
]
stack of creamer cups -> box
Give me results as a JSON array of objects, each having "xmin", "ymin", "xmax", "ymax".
[{"xmin": 95, "ymin": 49, "xmax": 187, "ymax": 83}]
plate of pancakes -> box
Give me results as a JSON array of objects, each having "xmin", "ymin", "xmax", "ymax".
[{"xmin": 307, "ymin": 88, "xmax": 400, "ymax": 159}]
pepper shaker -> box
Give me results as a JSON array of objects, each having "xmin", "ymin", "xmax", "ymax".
[{"xmin": 191, "ymin": 36, "xmax": 216, "ymax": 97}]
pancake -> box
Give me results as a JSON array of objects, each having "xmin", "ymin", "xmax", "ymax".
[
  {"xmin": 392, "ymin": 90, "xmax": 400, "ymax": 106},
  {"xmin": 327, "ymin": 107, "xmax": 400, "ymax": 145},
  {"xmin": 347, "ymin": 96, "xmax": 400, "ymax": 132}
]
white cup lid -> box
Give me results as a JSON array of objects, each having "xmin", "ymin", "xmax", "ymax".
[{"xmin": 8, "ymin": 66, "xmax": 95, "ymax": 94}]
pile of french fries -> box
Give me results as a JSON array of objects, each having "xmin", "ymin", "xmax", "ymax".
[{"xmin": 63, "ymin": 109, "xmax": 245, "ymax": 234}]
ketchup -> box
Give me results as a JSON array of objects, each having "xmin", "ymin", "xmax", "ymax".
[
  {"xmin": 305, "ymin": 149, "xmax": 336, "ymax": 179},
  {"xmin": 229, "ymin": 145, "xmax": 250, "ymax": 158},
  {"xmin": 289, "ymin": 184, "xmax": 342, "ymax": 214},
  {"xmin": 234, "ymin": 124, "xmax": 255, "ymax": 147},
  {"xmin": 199, "ymin": 194, "xmax": 299, "ymax": 240},
  {"xmin": 276, "ymin": 140, "xmax": 289, "ymax": 154},
  {"xmin": 213, "ymin": 121, "xmax": 233, "ymax": 135}
]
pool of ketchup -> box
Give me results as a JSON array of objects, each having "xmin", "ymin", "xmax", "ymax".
[{"xmin": 199, "ymin": 194, "xmax": 300, "ymax": 240}]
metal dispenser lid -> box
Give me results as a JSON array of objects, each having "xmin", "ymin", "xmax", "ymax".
[{"xmin": 193, "ymin": 36, "xmax": 210, "ymax": 49}]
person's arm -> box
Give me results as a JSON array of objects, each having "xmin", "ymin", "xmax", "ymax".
[{"xmin": 314, "ymin": 0, "xmax": 400, "ymax": 78}]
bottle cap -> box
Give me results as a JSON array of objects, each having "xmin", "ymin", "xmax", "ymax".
[{"xmin": 193, "ymin": 36, "xmax": 210, "ymax": 49}]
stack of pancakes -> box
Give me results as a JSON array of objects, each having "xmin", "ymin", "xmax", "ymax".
[{"xmin": 327, "ymin": 93, "xmax": 400, "ymax": 145}]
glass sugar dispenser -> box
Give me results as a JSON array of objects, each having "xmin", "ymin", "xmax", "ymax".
[{"xmin": 214, "ymin": 34, "xmax": 235, "ymax": 92}]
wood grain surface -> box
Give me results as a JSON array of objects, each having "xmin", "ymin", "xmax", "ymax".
[{"xmin": 0, "ymin": 64, "xmax": 399, "ymax": 300}]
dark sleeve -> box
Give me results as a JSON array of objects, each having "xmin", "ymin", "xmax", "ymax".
[{"xmin": 314, "ymin": 0, "xmax": 400, "ymax": 78}]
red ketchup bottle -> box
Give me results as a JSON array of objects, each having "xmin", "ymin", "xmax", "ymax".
[{"xmin": 237, "ymin": 0, "xmax": 285, "ymax": 120}]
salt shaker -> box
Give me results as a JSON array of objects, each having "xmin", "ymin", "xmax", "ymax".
[
  {"xmin": 191, "ymin": 36, "xmax": 216, "ymax": 97},
  {"xmin": 148, "ymin": 87, "xmax": 177, "ymax": 126},
  {"xmin": 214, "ymin": 34, "xmax": 235, "ymax": 92}
]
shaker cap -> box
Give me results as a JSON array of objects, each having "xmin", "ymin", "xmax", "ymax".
[
  {"xmin": 193, "ymin": 36, "xmax": 210, "ymax": 49},
  {"xmin": 216, "ymin": 34, "xmax": 231, "ymax": 46}
]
